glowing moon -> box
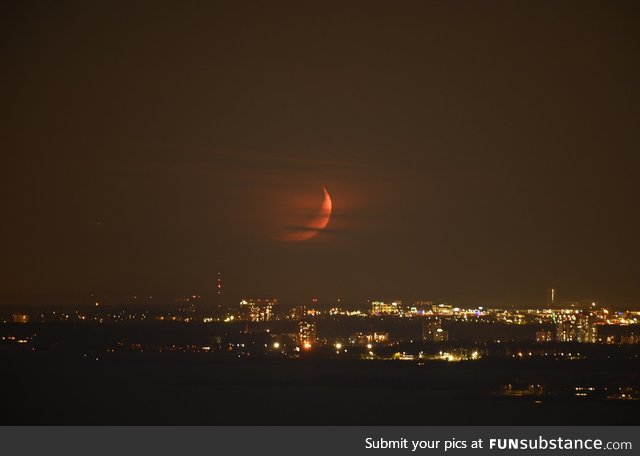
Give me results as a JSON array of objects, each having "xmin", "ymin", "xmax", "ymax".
[{"xmin": 275, "ymin": 186, "xmax": 333, "ymax": 242}]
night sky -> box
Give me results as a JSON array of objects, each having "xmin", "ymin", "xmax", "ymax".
[{"xmin": 1, "ymin": 1, "xmax": 639, "ymax": 307}]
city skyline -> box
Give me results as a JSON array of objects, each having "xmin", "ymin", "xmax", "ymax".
[{"xmin": 0, "ymin": 278, "xmax": 633, "ymax": 310}]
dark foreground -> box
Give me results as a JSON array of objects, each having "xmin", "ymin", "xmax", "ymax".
[{"xmin": 3, "ymin": 351, "xmax": 639, "ymax": 425}]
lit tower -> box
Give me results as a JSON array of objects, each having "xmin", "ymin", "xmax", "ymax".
[
  {"xmin": 213, "ymin": 272, "xmax": 225, "ymax": 311},
  {"xmin": 546, "ymin": 286, "xmax": 557, "ymax": 308}
]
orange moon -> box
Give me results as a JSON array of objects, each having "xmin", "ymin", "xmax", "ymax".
[{"xmin": 275, "ymin": 186, "xmax": 333, "ymax": 242}]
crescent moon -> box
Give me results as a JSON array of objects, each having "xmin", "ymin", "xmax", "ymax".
[{"xmin": 276, "ymin": 186, "xmax": 333, "ymax": 242}]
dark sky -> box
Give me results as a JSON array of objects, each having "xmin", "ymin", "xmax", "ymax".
[{"xmin": 1, "ymin": 0, "xmax": 639, "ymax": 307}]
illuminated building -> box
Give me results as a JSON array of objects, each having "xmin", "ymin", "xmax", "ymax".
[
  {"xmin": 298, "ymin": 320, "xmax": 316, "ymax": 348},
  {"xmin": 555, "ymin": 314, "xmax": 597, "ymax": 343},
  {"xmin": 239, "ymin": 299, "xmax": 277, "ymax": 322},
  {"xmin": 12, "ymin": 314, "xmax": 29, "ymax": 323},
  {"xmin": 328, "ymin": 308, "xmax": 363, "ymax": 316},
  {"xmin": 432, "ymin": 303, "xmax": 453, "ymax": 315},
  {"xmin": 371, "ymin": 332, "xmax": 389, "ymax": 343},
  {"xmin": 422, "ymin": 322, "xmax": 448, "ymax": 342},
  {"xmin": 535, "ymin": 330, "xmax": 553, "ymax": 343},
  {"xmin": 555, "ymin": 321, "xmax": 575, "ymax": 342},
  {"xmin": 370, "ymin": 300, "xmax": 402, "ymax": 316},
  {"xmin": 577, "ymin": 314, "xmax": 598, "ymax": 343},
  {"xmin": 407, "ymin": 300, "xmax": 433, "ymax": 315},
  {"xmin": 290, "ymin": 305, "xmax": 307, "ymax": 321},
  {"xmin": 349, "ymin": 332, "xmax": 390, "ymax": 345},
  {"xmin": 620, "ymin": 334, "xmax": 640, "ymax": 344}
]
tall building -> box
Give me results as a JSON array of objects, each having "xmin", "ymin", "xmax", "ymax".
[
  {"xmin": 422, "ymin": 321, "xmax": 448, "ymax": 342},
  {"xmin": 239, "ymin": 299, "xmax": 277, "ymax": 322},
  {"xmin": 298, "ymin": 320, "xmax": 316, "ymax": 348},
  {"xmin": 555, "ymin": 313, "xmax": 597, "ymax": 343},
  {"xmin": 290, "ymin": 304, "xmax": 307, "ymax": 321}
]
